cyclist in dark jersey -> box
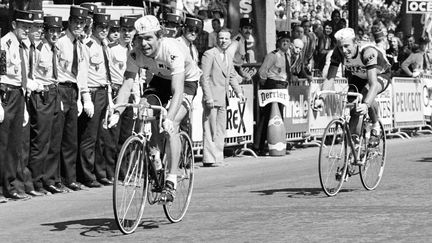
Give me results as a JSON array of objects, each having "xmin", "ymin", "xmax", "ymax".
[{"xmin": 318, "ymin": 27, "xmax": 392, "ymax": 147}]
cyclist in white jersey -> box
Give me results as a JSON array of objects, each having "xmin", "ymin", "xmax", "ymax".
[
  {"xmin": 316, "ymin": 28, "xmax": 392, "ymax": 147},
  {"xmin": 108, "ymin": 15, "xmax": 201, "ymax": 203}
]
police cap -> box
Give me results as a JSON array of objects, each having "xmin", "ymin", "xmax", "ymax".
[
  {"xmin": 30, "ymin": 10, "xmax": 44, "ymax": 24},
  {"xmin": 166, "ymin": 13, "xmax": 182, "ymax": 25},
  {"xmin": 93, "ymin": 13, "xmax": 111, "ymax": 27},
  {"xmin": 70, "ymin": 6, "xmax": 88, "ymax": 20},
  {"xmin": 277, "ymin": 31, "xmax": 290, "ymax": 41},
  {"xmin": 184, "ymin": 17, "xmax": 202, "ymax": 29},
  {"xmin": 109, "ymin": 19, "xmax": 120, "ymax": 28},
  {"xmin": 44, "ymin": 15, "xmax": 63, "ymax": 29},
  {"xmin": 80, "ymin": 3, "xmax": 98, "ymax": 15},
  {"xmin": 120, "ymin": 16, "xmax": 137, "ymax": 28},
  {"xmin": 239, "ymin": 17, "xmax": 253, "ymax": 28},
  {"xmin": 14, "ymin": 10, "xmax": 33, "ymax": 23}
]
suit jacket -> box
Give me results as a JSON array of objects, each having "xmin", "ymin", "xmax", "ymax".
[{"xmin": 200, "ymin": 46, "xmax": 243, "ymax": 107}]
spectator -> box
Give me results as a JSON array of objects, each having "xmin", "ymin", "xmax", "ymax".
[
  {"xmin": 177, "ymin": 17, "xmax": 202, "ymax": 65},
  {"xmin": 400, "ymin": 35, "xmax": 416, "ymax": 62},
  {"xmin": 386, "ymin": 36, "xmax": 403, "ymax": 73},
  {"xmin": 401, "ymin": 37, "xmax": 430, "ymax": 77},
  {"xmin": 315, "ymin": 20, "xmax": 335, "ymax": 70},
  {"xmin": 330, "ymin": 9, "xmax": 341, "ymax": 32},
  {"xmin": 290, "ymin": 38, "xmax": 312, "ymax": 83},
  {"xmin": 373, "ymin": 29, "xmax": 388, "ymax": 51},
  {"xmin": 208, "ymin": 18, "xmax": 221, "ymax": 48},
  {"xmin": 200, "ymin": 28, "xmax": 244, "ymax": 166},
  {"xmin": 231, "ymin": 17, "xmax": 254, "ymax": 80},
  {"xmin": 300, "ymin": 19, "xmax": 316, "ymax": 73},
  {"xmin": 253, "ymin": 31, "xmax": 291, "ymax": 156}
]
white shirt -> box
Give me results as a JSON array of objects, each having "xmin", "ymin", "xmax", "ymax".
[
  {"xmin": 259, "ymin": 49, "xmax": 290, "ymax": 82},
  {"xmin": 57, "ymin": 29, "xmax": 89, "ymax": 92},
  {"xmin": 176, "ymin": 36, "xmax": 199, "ymax": 64},
  {"xmin": 84, "ymin": 35, "xmax": 111, "ymax": 87},
  {"xmin": 0, "ymin": 32, "xmax": 27, "ymax": 86},
  {"xmin": 33, "ymin": 40, "xmax": 58, "ymax": 85},
  {"xmin": 109, "ymin": 41, "xmax": 131, "ymax": 85},
  {"xmin": 125, "ymin": 38, "xmax": 202, "ymax": 82}
]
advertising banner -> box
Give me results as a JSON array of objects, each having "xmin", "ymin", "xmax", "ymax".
[
  {"xmin": 407, "ymin": 0, "xmax": 432, "ymax": 14},
  {"xmin": 376, "ymin": 83, "xmax": 394, "ymax": 131},
  {"xmin": 421, "ymin": 75, "xmax": 432, "ymax": 120},
  {"xmin": 284, "ymin": 84, "xmax": 310, "ymax": 134},
  {"xmin": 392, "ymin": 77, "xmax": 425, "ymax": 128},
  {"xmin": 308, "ymin": 78, "xmax": 349, "ymax": 137},
  {"xmin": 257, "ymin": 89, "xmax": 288, "ymax": 107},
  {"xmin": 225, "ymin": 84, "xmax": 254, "ymax": 142},
  {"xmin": 190, "ymin": 84, "xmax": 254, "ymax": 148}
]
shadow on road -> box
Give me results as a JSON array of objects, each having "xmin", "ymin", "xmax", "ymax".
[
  {"xmin": 415, "ymin": 157, "xmax": 432, "ymax": 163},
  {"xmin": 41, "ymin": 218, "xmax": 167, "ymax": 237},
  {"xmin": 250, "ymin": 188, "xmax": 356, "ymax": 198}
]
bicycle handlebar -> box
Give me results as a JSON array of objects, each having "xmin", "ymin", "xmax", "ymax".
[
  {"xmin": 113, "ymin": 103, "xmax": 168, "ymax": 133},
  {"xmin": 311, "ymin": 90, "xmax": 363, "ymax": 111}
]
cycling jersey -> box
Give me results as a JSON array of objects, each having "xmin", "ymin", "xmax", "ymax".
[
  {"xmin": 330, "ymin": 42, "xmax": 391, "ymax": 80},
  {"xmin": 124, "ymin": 37, "xmax": 201, "ymax": 81}
]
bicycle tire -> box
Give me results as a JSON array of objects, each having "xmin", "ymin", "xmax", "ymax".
[
  {"xmin": 163, "ymin": 131, "xmax": 195, "ymax": 223},
  {"xmin": 319, "ymin": 119, "xmax": 348, "ymax": 197},
  {"xmin": 113, "ymin": 136, "xmax": 148, "ymax": 234},
  {"xmin": 360, "ymin": 120, "xmax": 386, "ymax": 190}
]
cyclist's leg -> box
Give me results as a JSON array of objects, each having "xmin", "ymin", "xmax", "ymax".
[{"xmin": 348, "ymin": 76, "xmax": 365, "ymax": 137}]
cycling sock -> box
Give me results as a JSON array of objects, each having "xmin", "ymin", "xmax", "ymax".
[
  {"xmin": 372, "ymin": 122, "xmax": 380, "ymax": 134},
  {"xmin": 166, "ymin": 174, "xmax": 177, "ymax": 189}
]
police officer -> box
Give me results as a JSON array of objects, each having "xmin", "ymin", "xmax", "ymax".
[
  {"xmin": 0, "ymin": 10, "xmax": 33, "ymax": 200},
  {"xmin": 164, "ymin": 13, "xmax": 183, "ymax": 38},
  {"xmin": 253, "ymin": 31, "xmax": 291, "ymax": 156},
  {"xmin": 19, "ymin": 10, "xmax": 47, "ymax": 196},
  {"xmin": 108, "ymin": 19, "xmax": 120, "ymax": 44},
  {"xmin": 99, "ymin": 16, "xmax": 137, "ymax": 183},
  {"xmin": 78, "ymin": 12, "xmax": 112, "ymax": 187},
  {"xmin": 177, "ymin": 17, "xmax": 202, "ymax": 64},
  {"xmin": 231, "ymin": 17, "xmax": 254, "ymax": 80},
  {"xmin": 27, "ymin": 15, "xmax": 66, "ymax": 195},
  {"xmin": 51, "ymin": 6, "xmax": 91, "ymax": 192},
  {"xmin": 80, "ymin": 2, "xmax": 98, "ymax": 41}
]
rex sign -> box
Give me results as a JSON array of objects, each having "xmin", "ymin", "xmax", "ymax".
[{"xmin": 407, "ymin": 0, "xmax": 432, "ymax": 14}]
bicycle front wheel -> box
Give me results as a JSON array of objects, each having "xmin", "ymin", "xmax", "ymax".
[
  {"xmin": 360, "ymin": 120, "xmax": 386, "ymax": 190},
  {"xmin": 163, "ymin": 131, "xmax": 195, "ymax": 223},
  {"xmin": 319, "ymin": 119, "xmax": 348, "ymax": 197},
  {"xmin": 113, "ymin": 136, "xmax": 148, "ymax": 234}
]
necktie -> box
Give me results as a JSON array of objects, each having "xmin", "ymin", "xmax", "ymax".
[
  {"xmin": 244, "ymin": 39, "xmax": 249, "ymax": 63},
  {"xmin": 189, "ymin": 43, "xmax": 194, "ymax": 61},
  {"xmin": 102, "ymin": 43, "xmax": 112, "ymax": 83},
  {"xmin": 285, "ymin": 52, "xmax": 291, "ymax": 82},
  {"xmin": 19, "ymin": 42, "xmax": 28, "ymax": 89},
  {"xmin": 52, "ymin": 45, "xmax": 58, "ymax": 80},
  {"xmin": 28, "ymin": 42, "xmax": 35, "ymax": 79},
  {"xmin": 223, "ymin": 51, "xmax": 228, "ymax": 70},
  {"xmin": 71, "ymin": 39, "xmax": 78, "ymax": 77},
  {"xmin": 423, "ymin": 52, "xmax": 430, "ymax": 70}
]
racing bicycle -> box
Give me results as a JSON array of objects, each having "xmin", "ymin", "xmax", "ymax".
[
  {"xmin": 112, "ymin": 95, "xmax": 194, "ymax": 234},
  {"xmin": 313, "ymin": 90, "xmax": 386, "ymax": 197}
]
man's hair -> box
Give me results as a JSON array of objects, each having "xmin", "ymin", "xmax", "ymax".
[{"xmin": 218, "ymin": 28, "xmax": 232, "ymax": 37}]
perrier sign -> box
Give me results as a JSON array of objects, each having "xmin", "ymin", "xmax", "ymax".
[{"xmin": 407, "ymin": 0, "xmax": 432, "ymax": 14}]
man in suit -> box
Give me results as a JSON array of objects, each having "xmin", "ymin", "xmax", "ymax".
[{"xmin": 200, "ymin": 28, "xmax": 244, "ymax": 167}]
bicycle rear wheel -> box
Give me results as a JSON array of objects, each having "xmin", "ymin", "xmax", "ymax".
[
  {"xmin": 360, "ymin": 120, "xmax": 386, "ymax": 190},
  {"xmin": 163, "ymin": 131, "xmax": 194, "ymax": 223},
  {"xmin": 113, "ymin": 136, "xmax": 148, "ymax": 234},
  {"xmin": 319, "ymin": 119, "xmax": 348, "ymax": 197}
]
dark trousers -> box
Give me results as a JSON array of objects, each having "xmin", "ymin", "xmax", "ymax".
[
  {"xmin": 77, "ymin": 89, "xmax": 108, "ymax": 183},
  {"xmin": 253, "ymin": 79, "xmax": 287, "ymax": 151},
  {"xmin": 16, "ymin": 119, "xmax": 34, "ymax": 193},
  {"xmin": 47, "ymin": 84, "xmax": 78, "ymax": 185},
  {"xmin": 99, "ymin": 88, "xmax": 134, "ymax": 180},
  {"xmin": 27, "ymin": 87, "xmax": 59, "ymax": 188},
  {"xmin": 0, "ymin": 87, "xmax": 24, "ymax": 196}
]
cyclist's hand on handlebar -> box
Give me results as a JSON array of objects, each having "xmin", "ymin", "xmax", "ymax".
[
  {"xmin": 163, "ymin": 118, "xmax": 174, "ymax": 134},
  {"xmin": 356, "ymin": 103, "xmax": 369, "ymax": 115},
  {"xmin": 108, "ymin": 112, "xmax": 120, "ymax": 128},
  {"xmin": 313, "ymin": 97, "xmax": 324, "ymax": 110}
]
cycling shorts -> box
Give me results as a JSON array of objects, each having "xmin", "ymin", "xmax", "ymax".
[
  {"xmin": 348, "ymin": 72, "xmax": 391, "ymax": 95},
  {"xmin": 143, "ymin": 76, "xmax": 198, "ymax": 105}
]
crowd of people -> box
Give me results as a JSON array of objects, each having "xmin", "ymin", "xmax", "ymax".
[
  {"xmin": 1, "ymin": 0, "xmax": 431, "ymax": 203},
  {"xmin": 0, "ymin": 1, "xmax": 253, "ymax": 203}
]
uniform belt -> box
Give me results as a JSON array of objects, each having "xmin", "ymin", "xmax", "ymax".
[
  {"xmin": 111, "ymin": 83, "xmax": 122, "ymax": 90},
  {"xmin": 0, "ymin": 83, "xmax": 21, "ymax": 91},
  {"xmin": 58, "ymin": 82, "xmax": 77, "ymax": 88},
  {"xmin": 88, "ymin": 86, "xmax": 107, "ymax": 92},
  {"xmin": 35, "ymin": 83, "xmax": 57, "ymax": 93}
]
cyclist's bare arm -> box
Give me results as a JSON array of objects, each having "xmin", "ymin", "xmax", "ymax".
[
  {"xmin": 321, "ymin": 64, "xmax": 338, "ymax": 90},
  {"xmin": 167, "ymin": 72, "xmax": 185, "ymax": 121},
  {"xmin": 115, "ymin": 77, "xmax": 135, "ymax": 114}
]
